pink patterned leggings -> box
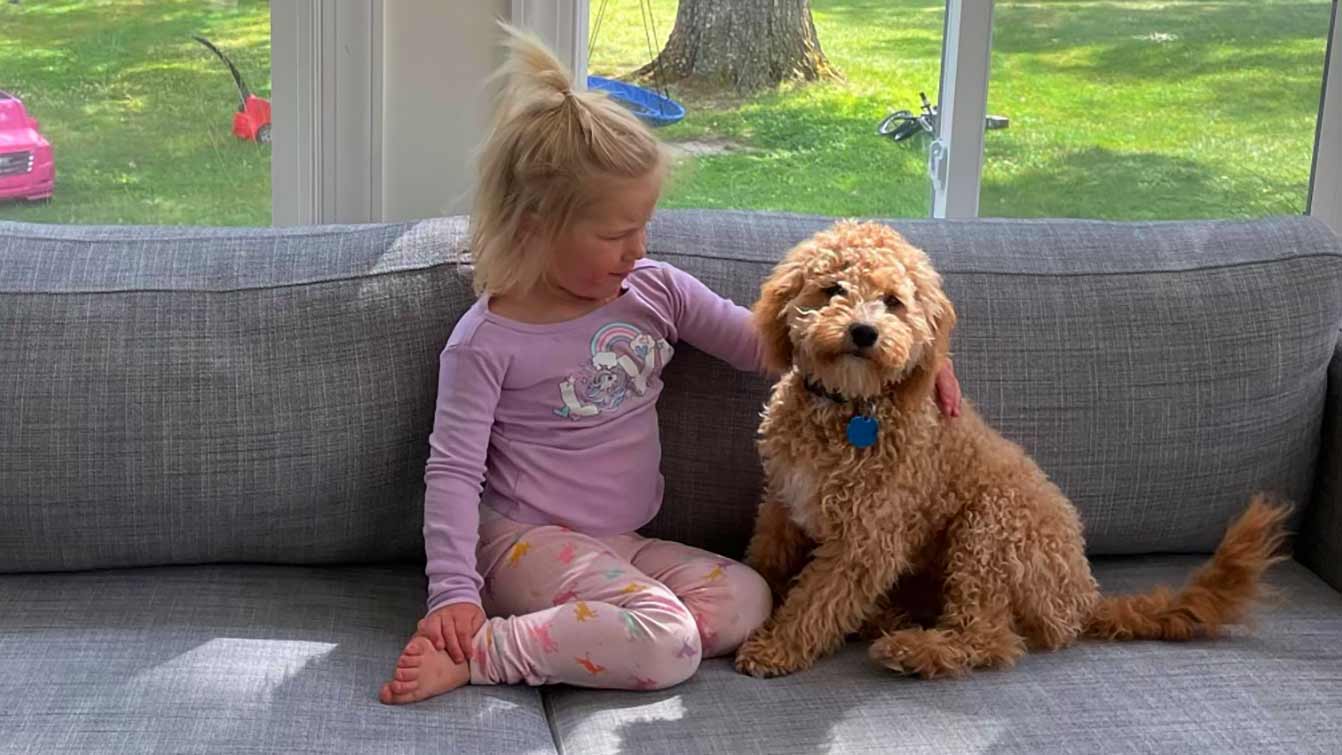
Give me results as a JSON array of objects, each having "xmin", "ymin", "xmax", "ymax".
[{"xmin": 467, "ymin": 509, "xmax": 772, "ymax": 690}]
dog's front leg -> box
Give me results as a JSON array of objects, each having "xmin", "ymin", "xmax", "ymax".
[
  {"xmin": 736, "ymin": 538, "xmax": 905, "ymax": 678},
  {"xmin": 744, "ymin": 499, "xmax": 814, "ymax": 603}
]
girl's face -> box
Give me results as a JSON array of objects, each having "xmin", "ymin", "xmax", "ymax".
[{"xmin": 544, "ymin": 171, "xmax": 662, "ymax": 303}]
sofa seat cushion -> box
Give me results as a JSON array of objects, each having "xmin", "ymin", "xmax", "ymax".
[
  {"xmin": 544, "ymin": 557, "xmax": 1342, "ymax": 755},
  {"xmin": 0, "ymin": 562, "xmax": 555, "ymax": 754}
]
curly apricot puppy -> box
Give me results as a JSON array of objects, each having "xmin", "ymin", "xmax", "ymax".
[{"xmin": 734, "ymin": 220, "xmax": 1291, "ymax": 680}]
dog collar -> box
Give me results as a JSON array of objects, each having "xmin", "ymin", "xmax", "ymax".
[
  {"xmin": 802, "ymin": 378, "xmax": 880, "ymax": 449},
  {"xmin": 804, "ymin": 378, "xmax": 849, "ymax": 404}
]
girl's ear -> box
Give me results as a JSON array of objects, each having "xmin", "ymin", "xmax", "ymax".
[{"xmin": 752, "ymin": 252, "xmax": 806, "ymax": 373}]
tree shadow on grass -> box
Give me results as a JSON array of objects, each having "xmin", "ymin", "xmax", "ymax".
[
  {"xmin": 994, "ymin": 1, "xmax": 1331, "ymax": 82},
  {"xmin": 980, "ymin": 144, "xmax": 1308, "ymax": 219}
]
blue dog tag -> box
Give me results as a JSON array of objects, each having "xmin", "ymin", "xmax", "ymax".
[{"xmin": 846, "ymin": 415, "xmax": 879, "ymax": 448}]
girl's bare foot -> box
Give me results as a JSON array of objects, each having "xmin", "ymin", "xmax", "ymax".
[{"xmin": 378, "ymin": 636, "xmax": 470, "ymax": 704}]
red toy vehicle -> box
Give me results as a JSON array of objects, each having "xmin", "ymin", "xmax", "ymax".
[
  {"xmin": 0, "ymin": 90, "xmax": 55, "ymax": 202},
  {"xmin": 193, "ymin": 35, "xmax": 271, "ymax": 144}
]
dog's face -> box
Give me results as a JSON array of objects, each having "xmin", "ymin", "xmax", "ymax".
[{"xmin": 754, "ymin": 221, "xmax": 956, "ymax": 403}]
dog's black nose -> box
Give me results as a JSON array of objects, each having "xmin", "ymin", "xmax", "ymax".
[{"xmin": 849, "ymin": 323, "xmax": 879, "ymax": 349}]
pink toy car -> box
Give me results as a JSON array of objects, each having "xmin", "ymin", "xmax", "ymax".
[{"xmin": 0, "ymin": 90, "xmax": 54, "ymax": 202}]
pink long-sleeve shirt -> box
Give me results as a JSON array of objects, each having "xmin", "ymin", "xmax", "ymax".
[{"xmin": 423, "ymin": 259, "xmax": 764, "ymax": 613}]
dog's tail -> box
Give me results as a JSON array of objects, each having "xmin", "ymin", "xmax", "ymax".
[{"xmin": 1083, "ymin": 496, "xmax": 1291, "ymax": 642}]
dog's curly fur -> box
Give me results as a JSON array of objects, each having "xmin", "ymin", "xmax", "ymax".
[{"xmin": 734, "ymin": 220, "xmax": 1292, "ymax": 680}]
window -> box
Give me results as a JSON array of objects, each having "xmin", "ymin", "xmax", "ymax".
[
  {"xmin": 9, "ymin": 2, "xmax": 1330, "ymax": 228},
  {"xmin": 979, "ymin": 0, "xmax": 1334, "ymax": 220},
  {"xmin": 0, "ymin": 0, "xmax": 271, "ymax": 226},
  {"xmin": 584, "ymin": 0, "xmax": 1336, "ymax": 225},
  {"xmin": 586, "ymin": 0, "xmax": 945, "ymax": 218}
]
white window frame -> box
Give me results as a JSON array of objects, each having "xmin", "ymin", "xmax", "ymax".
[
  {"xmin": 270, "ymin": 1, "xmax": 383, "ymax": 227},
  {"xmin": 1308, "ymin": 1, "xmax": 1340, "ymax": 236},
  {"xmin": 931, "ymin": 0, "xmax": 994, "ymax": 219},
  {"xmin": 271, "ymin": 1, "xmax": 583, "ymax": 226}
]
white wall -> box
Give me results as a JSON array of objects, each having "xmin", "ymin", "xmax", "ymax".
[{"xmin": 380, "ymin": 0, "xmax": 509, "ymax": 221}]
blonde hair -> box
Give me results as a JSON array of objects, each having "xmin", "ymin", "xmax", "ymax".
[{"xmin": 469, "ymin": 22, "xmax": 669, "ymax": 296}]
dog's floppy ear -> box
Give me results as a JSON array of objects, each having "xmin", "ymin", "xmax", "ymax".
[
  {"xmin": 753, "ymin": 252, "xmax": 806, "ymax": 373},
  {"xmin": 896, "ymin": 269, "xmax": 958, "ymax": 410}
]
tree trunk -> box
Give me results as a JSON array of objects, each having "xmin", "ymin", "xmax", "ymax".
[{"xmin": 635, "ymin": 0, "xmax": 840, "ymax": 95}]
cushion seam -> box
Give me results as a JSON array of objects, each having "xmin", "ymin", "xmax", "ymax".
[
  {"xmin": 0, "ymin": 259, "xmax": 470, "ymax": 296},
  {"xmin": 542, "ymin": 689, "xmax": 566, "ymax": 755},
  {"xmin": 4, "ymin": 250, "xmax": 1341, "ymax": 297},
  {"xmin": 652, "ymin": 249, "xmax": 1342, "ymax": 277}
]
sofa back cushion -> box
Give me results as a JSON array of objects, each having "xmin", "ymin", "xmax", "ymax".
[
  {"xmin": 643, "ymin": 212, "xmax": 1342, "ymax": 558},
  {"xmin": 0, "ymin": 219, "xmax": 473, "ymax": 571},
  {"xmin": 2, "ymin": 212, "xmax": 1340, "ymax": 572}
]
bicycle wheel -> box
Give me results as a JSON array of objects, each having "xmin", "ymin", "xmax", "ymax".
[
  {"xmin": 891, "ymin": 118, "xmax": 924, "ymax": 142},
  {"xmin": 877, "ymin": 110, "xmax": 913, "ymax": 136}
]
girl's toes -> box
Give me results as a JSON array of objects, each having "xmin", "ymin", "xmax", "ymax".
[
  {"xmin": 394, "ymin": 667, "xmax": 419, "ymax": 682},
  {"xmin": 378, "ymin": 682, "xmax": 394, "ymax": 705},
  {"xmin": 390, "ymin": 679, "xmax": 418, "ymax": 695},
  {"xmin": 404, "ymin": 637, "xmax": 433, "ymax": 655}
]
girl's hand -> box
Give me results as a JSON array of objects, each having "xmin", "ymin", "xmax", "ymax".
[
  {"xmin": 419, "ymin": 602, "xmax": 486, "ymax": 664},
  {"xmin": 935, "ymin": 359, "xmax": 962, "ymax": 418}
]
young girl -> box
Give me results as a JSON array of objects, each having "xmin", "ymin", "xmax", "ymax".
[{"xmin": 379, "ymin": 25, "xmax": 961, "ymax": 704}]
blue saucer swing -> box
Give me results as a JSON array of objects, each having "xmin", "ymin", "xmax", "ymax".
[
  {"xmin": 586, "ymin": 75, "xmax": 685, "ymax": 127},
  {"xmin": 586, "ymin": 0, "xmax": 685, "ymax": 128}
]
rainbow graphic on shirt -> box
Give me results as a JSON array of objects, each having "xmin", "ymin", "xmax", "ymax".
[
  {"xmin": 553, "ymin": 321, "xmax": 674, "ymax": 420},
  {"xmin": 590, "ymin": 322, "xmax": 648, "ymax": 360}
]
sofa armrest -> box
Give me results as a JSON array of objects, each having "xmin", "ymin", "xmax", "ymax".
[{"xmin": 1302, "ymin": 334, "xmax": 1342, "ymax": 592}]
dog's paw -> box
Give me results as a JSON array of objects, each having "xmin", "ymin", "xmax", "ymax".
[
  {"xmin": 734, "ymin": 628, "xmax": 804, "ymax": 679},
  {"xmin": 868, "ymin": 628, "xmax": 971, "ymax": 679}
]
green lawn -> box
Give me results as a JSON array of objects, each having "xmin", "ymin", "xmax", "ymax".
[
  {"xmin": 591, "ymin": 0, "xmax": 1332, "ymax": 220},
  {"xmin": 0, "ymin": 0, "xmax": 270, "ymax": 226},
  {"xmin": 0, "ymin": 0, "xmax": 1330, "ymax": 226}
]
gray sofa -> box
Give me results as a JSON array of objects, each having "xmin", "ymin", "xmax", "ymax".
[{"xmin": 2, "ymin": 210, "xmax": 1341, "ymax": 754}]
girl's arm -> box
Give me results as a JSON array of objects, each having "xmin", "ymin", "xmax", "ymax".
[
  {"xmin": 422, "ymin": 343, "xmax": 506, "ymax": 614},
  {"xmin": 661, "ymin": 264, "xmax": 770, "ymax": 375}
]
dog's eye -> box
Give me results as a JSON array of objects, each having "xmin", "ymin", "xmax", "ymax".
[
  {"xmin": 883, "ymin": 294, "xmax": 903, "ymax": 310},
  {"xmin": 823, "ymin": 283, "xmax": 846, "ymax": 298}
]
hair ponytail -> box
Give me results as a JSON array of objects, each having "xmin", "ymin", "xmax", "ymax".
[{"xmin": 492, "ymin": 22, "xmax": 575, "ymax": 123}]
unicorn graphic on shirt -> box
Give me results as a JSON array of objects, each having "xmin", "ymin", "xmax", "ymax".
[{"xmin": 554, "ymin": 322, "xmax": 673, "ymax": 420}]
